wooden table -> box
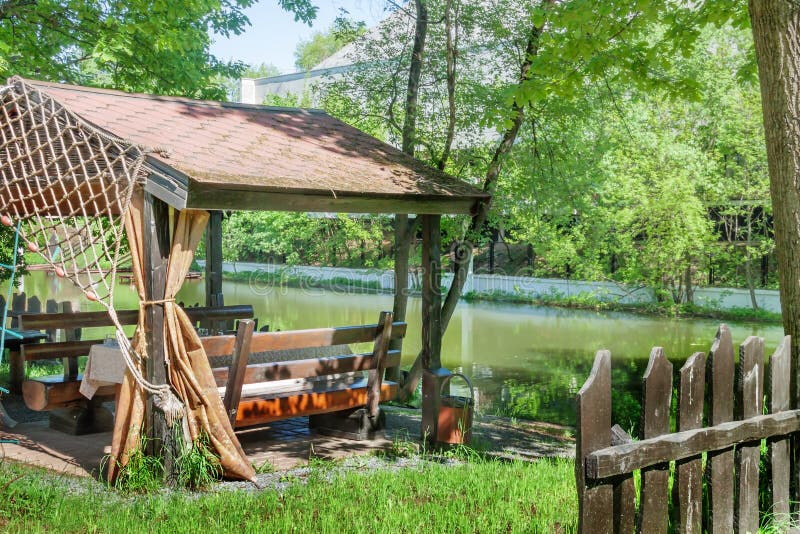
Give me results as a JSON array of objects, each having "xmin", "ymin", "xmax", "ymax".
[{"xmin": 3, "ymin": 329, "xmax": 48, "ymax": 394}]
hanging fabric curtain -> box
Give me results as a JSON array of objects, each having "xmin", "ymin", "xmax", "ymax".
[{"xmin": 109, "ymin": 189, "xmax": 254, "ymax": 482}]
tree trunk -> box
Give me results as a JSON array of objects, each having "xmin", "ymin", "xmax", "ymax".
[
  {"xmin": 749, "ymin": 0, "xmax": 800, "ymax": 389},
  {"xmin": 401, "ymin": 0, "xmax": 429, "ymax": 156},
  {"xmin": 748, "ymin": 0, "xmax": 800, "ymax": 505},
  {"xmin": 389, "ymin": 0, "xmax": 428, "ymax": 385},
  {"xmin": 438, "ymin": 0, "xmax": 457, "ymax": 170},
  {"xmin": 399, "ymin": 19, "xmax": 547, "ymax": 400}
]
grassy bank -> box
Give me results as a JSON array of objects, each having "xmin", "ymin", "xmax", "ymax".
[
  {"xmin": 0, "ymin": 456, "xmax": 576, "ymax": 533},
  {"xmin": 223, "ymin": 269, "xmax": 386, "ymax": 293},
  {"xmin": 221, "ymin": 269, "xmax": 780, "ymax": 324},
  {"xmin": 462, "ymin": 290, "xmax": 782, "ymax": 324}
]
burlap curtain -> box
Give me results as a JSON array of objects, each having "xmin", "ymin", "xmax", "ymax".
[{"xmin": 108, "ymin": 190, "xmax": 254, "ymax": 482}]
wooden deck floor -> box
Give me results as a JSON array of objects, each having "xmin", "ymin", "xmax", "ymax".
[{"xmin": 0, "ymin": 406, "xmax": 574, "ymax": 479}]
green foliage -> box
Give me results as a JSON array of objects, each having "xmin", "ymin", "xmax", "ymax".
[
  {"xmin": 0, "ymin": 0, "xmax": 316, "ymax": 99},
  {"xmin": 176, "ymin": 432, "xmax": 223, "ymax": 491},
  {"xmin": 103, "ymin": 438, "xmax": 164, "ymax": 494},
  {"xmin": 294, "ymin": 15, "xmax": 366, "ymax": 71},
  {"xmin": 0, "ymin": 225, "xmax": 18, "ymax": 283},
  {"xmin": 221, "ymin": 212, "xmax": 392, "ymax": 268}
]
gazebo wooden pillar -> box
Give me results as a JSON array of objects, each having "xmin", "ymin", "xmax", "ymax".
[
  {"xmin": 142, "ymin": 193, "xmax": 179, "ymax": 473},
  {"xmin": 204, "ymin": 211, "xmax": 224, "ymax": 309}
]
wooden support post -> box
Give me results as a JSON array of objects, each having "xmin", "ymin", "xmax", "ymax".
[
  {"xmin": 205, "ymin": 210, "xmax": 224, "ymax": 330},
  {"xmin": 421, "ymin": 214, "xmax": 442, "ymax": 370},
  {"xmin": 143, "ymin": 193, "xmax": 178, "ymax": 482},
  {"xmin": 420, "ymin": 214, "xmax": 443, "ymax": 442}
]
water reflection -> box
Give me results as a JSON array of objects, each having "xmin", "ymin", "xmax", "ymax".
[{"xmin": 6, "ymin": 272, "xmax": 787, "ymax": 431}]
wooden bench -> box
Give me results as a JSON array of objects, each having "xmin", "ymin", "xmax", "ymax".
[
  {"xmin": 18, "ymin": 305, "xmax": 255, "ymax": 434},
  {"xmin": 208, "ymin": 311, "xmax": 406, "ymax": 439}
]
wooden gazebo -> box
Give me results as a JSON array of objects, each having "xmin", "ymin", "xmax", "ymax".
[{"xmin": 15, "ymin": 79, "xmax": 489, "ymax": 468}]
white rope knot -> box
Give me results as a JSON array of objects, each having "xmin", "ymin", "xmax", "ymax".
[{"xmin": 153, "ymin": 389, "xmax": 185, "ymax": 426}]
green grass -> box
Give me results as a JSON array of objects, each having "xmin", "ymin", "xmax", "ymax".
[
  {"xmin": 0, "ymin": 457, "xmax": 576, "ymax": 533},
  {"xmin": 462, "ymin": 290, "xmax": 782, "ymax": 324}
]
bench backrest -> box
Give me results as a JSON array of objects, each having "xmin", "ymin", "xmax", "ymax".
[
  {"xmin": 212, "ymin": 312, "xmax": 406, "ymax": 425},
  {"xmin": 18, "ymin": 305, "xmax": 254, "ymax": 331},
  {"xmin": 20, "ymin": 305, "xmax": 255, "ymax": 381}
]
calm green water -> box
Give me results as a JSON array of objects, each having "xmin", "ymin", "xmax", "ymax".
[{"xmin": 8, "ymin": 272, "xmax": 787, "ymax": 429}]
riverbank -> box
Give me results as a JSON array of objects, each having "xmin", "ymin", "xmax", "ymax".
[{"xmin": 217, "ymin": 267, "xmax": 783, "ymax": 325}]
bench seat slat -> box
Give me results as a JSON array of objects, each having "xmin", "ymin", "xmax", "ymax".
[{"xmin": 233, "ymin": 381, "xmax": 398, "ymax": 428}]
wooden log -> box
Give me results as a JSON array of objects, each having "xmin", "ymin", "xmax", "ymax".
[
  {"xmin": 366, "ymin": 311, "xmax": 393, "ymax": 418},
  {"xmin": 248, "ymin": 322, "xmax": 407, "ymax": 353},
  {"xmin": 706, "ymin": 324, "xmax": 735, "ymax": 533},
  {"xmin": 769, "ymin": 336, "xmax": 792, "ymax": 522},
  {"xmin": 576, "ymin": 350, "xmax": 613, "ymax": 534},
  {"xmin": 673, "ymin": 352, "xmax": 705, "ymax": 534},
  {"xmin": 637, "ymin": 347, "xmax": 672, "ymax": 534},
  {"xmin": 587, "ymin": 409, "xmax": 800, "ymax": 478},
  {"xmin": 22, "ymin": 375, "xmax": 116, "ymax": 411},
  {"xmin": 222, "ymin": 319, "xmax": 254, "ymax": 426},
  {"xmin": 735, "ymin": 336, "xmax": 764, "ymax": 533}
]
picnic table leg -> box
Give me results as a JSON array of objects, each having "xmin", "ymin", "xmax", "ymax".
[{"xmin": 8, "ymin": 349, "xmax": 24, "ymax": 394}]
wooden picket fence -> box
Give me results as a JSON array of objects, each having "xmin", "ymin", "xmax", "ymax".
[{"xmin": 576, "ymin": 324, "xmax": 795, "ymax": 533}]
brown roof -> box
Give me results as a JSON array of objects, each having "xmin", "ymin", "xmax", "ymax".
[{"xmin": 23, "ymin": 79, "xmax": 489, "ymax": 215}]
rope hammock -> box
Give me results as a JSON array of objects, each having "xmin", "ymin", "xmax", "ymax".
[{"xmin": 0, "ymin": 77, "xmax": 182, "ymax": 420}]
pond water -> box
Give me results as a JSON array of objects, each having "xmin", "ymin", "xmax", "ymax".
[{"xmin": 7, "ymin": 272, "xmax": 787, "ymax": 431}]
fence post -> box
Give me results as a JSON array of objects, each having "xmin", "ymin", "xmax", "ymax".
[
  {"xmin": 769, "ymin": 336, "xmax": 791, "ymax": 523},
  {"xmin": 706, "ymin": 324, "xmax": 735, "ymax": 533},
  {"xmin": 576, "ymin": 350, "xmax": 613, "ymax": 533},
  {"xmin": 733, "ymin": 336, "xmax": 764, "ymax": 532},
  {"xmin": 637, "ymin": 347, "xmax": 672, "ymax": 533},
  {"xmin": 673, "ymin": 352, "xmax": 705, "ymax": 533}
]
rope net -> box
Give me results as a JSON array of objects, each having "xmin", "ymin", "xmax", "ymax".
[{"xmin": 0, "ymin": 77, "xmax": 180, "ymax": 414}]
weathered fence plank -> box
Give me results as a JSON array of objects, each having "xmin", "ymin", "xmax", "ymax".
[
  {"xmin": 576, "ymin": 350, "xmax": 613, "ymax": 534},
  {"xmin": 768, "ymin": 336, "xmax": 791, "ymax": 522},
  {"xmin": 587, "ymin": 409, "xmax": 800, "ymax": 478},
  {"xmin": 735, "ymin": 336, "xmax": 764, "ymax": 533},
  {"xmin": 610, "ymin": 425, "xmax": 636, "ymax": 533},
  {"xmin": 637, "ymin": 347, "xmax": 672, "ymax": 534},
  {"xmin": 706, "ymin": 324, "xmax": 735, "ymax": 534},
  {"xmin": 673, "ymin": 352, "xmax": 705, "ymax": 534},
  {"xmin": 45, "ymin": 299, "xmax": 58, "ymax": 342}
]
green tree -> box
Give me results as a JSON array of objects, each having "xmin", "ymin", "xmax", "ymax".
[
  {"xmin": 0, "ymin": 0, "xmax": 318, "ymax": 99},
  {"xmin": 294, "ymin": 16, "xmax": 366, "ymax": 71}
]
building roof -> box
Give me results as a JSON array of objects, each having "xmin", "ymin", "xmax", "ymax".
[{"xmin": 21, "ymin": 78, "xmax": 488, "ymax": 215}]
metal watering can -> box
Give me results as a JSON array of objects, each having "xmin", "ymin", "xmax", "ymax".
[{"xmin": 436, "ymin": 372, "xmax": 475, "ymax": 445}]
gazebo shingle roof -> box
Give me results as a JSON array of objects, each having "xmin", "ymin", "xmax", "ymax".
[{"xmin": 24, "ymin": 79, "xmax": 489, "ymax": 215}]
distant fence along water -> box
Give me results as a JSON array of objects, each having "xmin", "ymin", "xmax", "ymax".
[
  {"xmin": 204, "ymin": 262, "xmax": 782, "ymax": 312},
  {"xmin": 576, "ymin": 325, "xmax": 794, "ymax": 532}
]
